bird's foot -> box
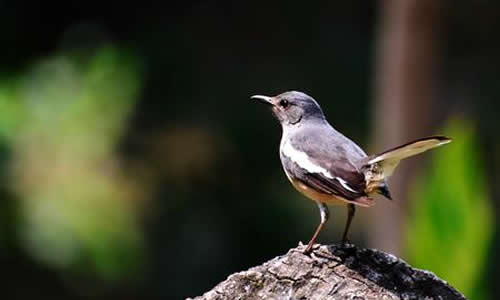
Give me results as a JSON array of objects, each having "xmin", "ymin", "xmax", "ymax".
[
  {"xmin": 340, "ymin": 238, "xmax": 353, "ymax": 248},
  {"xmin": 302, "ymin": 242, "xmax": 320, "ymax": 255},
  {"xmin": 303, "ymin": 243, "xmax": 313, "ymax": 255}
]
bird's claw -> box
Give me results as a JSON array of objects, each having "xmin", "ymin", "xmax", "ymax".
[{"xmin": 341, "ymin": 238, "xmax": 352, "ymax": 247}]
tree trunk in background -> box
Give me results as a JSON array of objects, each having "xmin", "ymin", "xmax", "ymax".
[{"xmin": 370, "ymin": 0, "xmax": 443, "ymax": 254}]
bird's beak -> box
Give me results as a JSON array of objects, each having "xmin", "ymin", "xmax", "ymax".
[{"xmin": 251, "ymin": 95, "xmax": 274, "ymax": 106}]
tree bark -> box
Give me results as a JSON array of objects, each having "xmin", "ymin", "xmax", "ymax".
[{"xmin": 187, "ymin": 244, "xmax": 465, "ymax": 300}]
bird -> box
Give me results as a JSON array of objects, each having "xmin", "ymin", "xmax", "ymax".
[{"xmin": 252, "ymin": 91, "xmax": 451, "ymax": 254}]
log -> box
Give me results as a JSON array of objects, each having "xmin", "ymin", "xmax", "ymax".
[{"xmin": 187, "ymin": 243, "xmax": 466, "ymax": 300}]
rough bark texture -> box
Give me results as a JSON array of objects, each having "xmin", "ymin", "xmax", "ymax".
[{"xmin": 187, "ymin": 244, "xmax": 465, "ymax": 300}]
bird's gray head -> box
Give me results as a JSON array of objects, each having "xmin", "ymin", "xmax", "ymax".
[{"xmin": 251, "ymin": 91, "xmax": 325, "ymax": 126}]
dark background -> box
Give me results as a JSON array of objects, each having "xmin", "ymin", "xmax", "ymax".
[{"xmin": 1, "ymin": 1, "xmax": 499, "ymax": 299}]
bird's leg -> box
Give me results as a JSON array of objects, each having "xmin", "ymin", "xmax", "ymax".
[
  {"xmin": 304, "ymin": 202, "xmax": 329, "ymax": 254},
  {"xmin": 341, "ymin": 204, "xmax": 355, "ymax": 244}
]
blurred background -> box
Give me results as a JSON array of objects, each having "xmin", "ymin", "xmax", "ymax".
[{"xmin": 0, "ymin": 1, "xmax": 498, "ymax": 299}]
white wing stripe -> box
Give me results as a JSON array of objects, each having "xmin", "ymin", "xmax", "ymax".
[
  {"xmin": 281, "ymin": 142, "xmax": 334, "ymax": 179},
  {"xmin": 335, "ymin": 177, "xmax": 357, "ymax": 193},
  {"xmin": 282, "ymin": 142, "xmax": 360, "ymax": 193}
]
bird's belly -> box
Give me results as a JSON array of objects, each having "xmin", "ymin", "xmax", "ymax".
[{"xmin": 290, "ymin": 178, "xmax": 348, "ymax": 205}]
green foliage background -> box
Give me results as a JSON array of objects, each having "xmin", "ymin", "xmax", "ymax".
[
  {"xmin": 0, "ymin": 48, "xmax": 145, "ymax": 279},
  {"xmin": 406, "ymin": 119, "xmax": 494, "ymax": 299}
]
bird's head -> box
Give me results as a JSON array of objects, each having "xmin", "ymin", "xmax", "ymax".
[{"xmin": 252, "ymin": 91, "xmax": 325, "ymax": 126}]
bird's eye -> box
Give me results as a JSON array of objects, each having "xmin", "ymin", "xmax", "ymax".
[{"xmin": 279, "ymin": 99, "xmax": 289, "ymax": 108}]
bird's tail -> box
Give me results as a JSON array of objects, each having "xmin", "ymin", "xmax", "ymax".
[{"xmin": 361, "ymin": 136, "xmax": 451, "ymax": 192}]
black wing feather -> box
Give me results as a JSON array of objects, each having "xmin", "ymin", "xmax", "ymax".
[
  {"xmin": 282, "ymin": 127, "xmax": 369, "ymax": 202},
  {"xmin": 289, "ymin": 163, "xmax": 366, "ymax": 201}
]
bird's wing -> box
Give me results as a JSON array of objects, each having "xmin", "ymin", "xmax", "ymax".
[{"xmin": 281, "ymin": 135, "xmax": 371, "ymax": 205}]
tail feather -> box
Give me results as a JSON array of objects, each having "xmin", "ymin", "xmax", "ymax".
[{"xmin": 363, "ymin": 135, "xmax": 451, "ymax": 178}]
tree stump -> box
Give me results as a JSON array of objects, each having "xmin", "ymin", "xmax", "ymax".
[{"xmin": 187, "ymin": 243, "xmax": 465, "ymax": 300}]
